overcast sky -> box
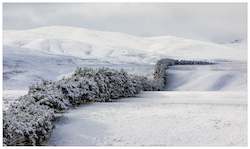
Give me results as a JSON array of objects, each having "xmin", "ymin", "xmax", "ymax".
[{"xmin": 3, "ymin": 3, "xmax": 247, "ymax": 43}]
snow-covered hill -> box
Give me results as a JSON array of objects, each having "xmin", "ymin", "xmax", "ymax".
[
  {"xmin": 3, "ymin": 26, "xmax": 247, "ymax": 90},
  {"xmin": 3, "ymin": 26, "xmax": 247, "ymax": 63}
]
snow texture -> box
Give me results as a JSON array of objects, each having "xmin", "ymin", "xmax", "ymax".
[
  {"xmin": 3, "ymin": 90, "xmax": 27, "ymax": 111},
  {"xmin": 48, "ymin": 91, "xmax": 247, "ymax": 146},
  {"xmin": 165, "ymin": 61, "xmax": 247, "ymax": 91}
]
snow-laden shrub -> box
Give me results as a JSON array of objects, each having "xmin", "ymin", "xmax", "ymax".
[
  {"xmin": 28, "ymin": 80, "xmax": 70, "ymax": 111},
  {"xmin": 28, "ymin": 67, "xmax": 153, "ymax": 109},
  {"xmin": 4, "ymin": 67, "xmax": 163, "ymax": 146},
  {"xmin": 3, "ymin": 95, "xmax": 54, "ymax": 146},
  {"xmin": 133, "ymin": 75, "xmax": 164, "ymax": 91},
  {"xmin": 94, "ymin": 69, "xmax": 111, "ymax": 101},
  {"xmin": 57, "ymin": 72, "xmax": 100, "ymax": 104},
  {"xmin": 153, "ymin": 60, "xmax": 169, "ymax": 86}
]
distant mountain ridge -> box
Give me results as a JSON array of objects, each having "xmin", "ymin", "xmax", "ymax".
[{"xmin": 3, "ymin": 26, "xmax": 247, "ymax": 63}]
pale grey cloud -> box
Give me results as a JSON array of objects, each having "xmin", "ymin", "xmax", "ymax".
[{"xmin": 3, "ymin": 3, "xmax": 247, "ymax": 43}]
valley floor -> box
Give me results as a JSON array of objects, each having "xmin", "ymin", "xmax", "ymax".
[
  {"xmin": 48, "ymin": 91, "xmax": 247, "ymax": 146},
  {"xmin": 3, "ymin": 61, "xmax": 247, "ymax": 146}
]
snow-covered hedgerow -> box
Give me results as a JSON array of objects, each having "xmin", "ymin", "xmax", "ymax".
[
  {"xmin": 153, "ymin": 58, "xmax": 214, "ymax": 86},
  {"xmin": 3, "ymin": 67, "xmax": 161, "ymax": 146},
  {"xmin": 3, "ymin": 95, "xmax": 55, "ymax": 146}
]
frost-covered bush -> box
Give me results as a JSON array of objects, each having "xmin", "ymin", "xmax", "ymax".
[
  {"xmin": 28, "ymin": 80, "xmax": 70, "ymax": 111},
  {"xmin": 4, "ymin": 67, "xmax": 162, "ymax": 146},
  {"xmin": 132, "ymin": 75, "xmax": 164, "ymax": 91},
  {"xmin": 3, "ymin": 95, "xmax": 54, "ymax": 146},
  {"xmin": 58, "ymin": 72, "xmax": 100, "ymax": 104},
  {"xmin": 153, "ymin": 59, "xmax": 170, "ymax": 86}
]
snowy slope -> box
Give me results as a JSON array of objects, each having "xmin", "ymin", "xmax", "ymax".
[
  {"xmin": 3, "ymin": 26, "xmax": 247, "ymax": 63},
  {"xmin": 165, "ymin": 61, "xmax": 247, "ymax": 91},
  {"xmin": 48, "ymin": 91, "xmax": 247, "ymax": 146},
  {"xmin": 3, "ymin": 26, "xmax": 247, "ymax": 90},
  {"xmin": 3, "ymin": 46, "xmax": 153, "ymax": 90}
]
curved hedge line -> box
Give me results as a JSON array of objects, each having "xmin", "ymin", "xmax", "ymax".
[
  {"xmin": 3, "ymin": 58, "xmax": 214, "ymax": 146},
  {"xmin": 153, "ymin": 58, "xmax": 214, "ymax": 86},
  {"xmin": 3, "ymin": 67, "xmax": 163, "ymax": 146}
]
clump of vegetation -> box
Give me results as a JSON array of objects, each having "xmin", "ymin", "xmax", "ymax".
[
  {"xmin": 4, "ymin": 58, "xmax": 213, "ymax": 146},
  {"xmin": 153, "ymin": 58, "xmax": 214, "ymax": 86},
  {"xmin": 3, "ymin": 67, "xmax": 162, "ymax": 146}
]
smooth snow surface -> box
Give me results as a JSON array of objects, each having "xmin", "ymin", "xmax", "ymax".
[
  {"xmin": 48, "ymin": 91, "xmax": 247, "ymax": 146},
  {"xmin": 165, "ymin": 61, "xmax": 247, "ymax": 91}
]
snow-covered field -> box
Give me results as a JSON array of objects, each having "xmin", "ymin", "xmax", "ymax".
[
  {"xmin": 3, "ymin": 26, "xmax": 248, "ymax": 146},
  {"xmin": 165, "ymin": 61, "xmax": 247, "ymax": 91},
  {"xmin": 48, "ymin": 91, "xmax": 247, "ymax": 146}
]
